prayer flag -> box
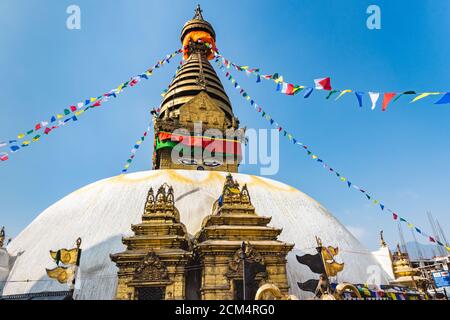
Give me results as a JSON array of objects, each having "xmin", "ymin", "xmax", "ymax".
[
  {"xmin": 393, "ymin": 91, "xmax": 416, "ymax": 103},
  {"xmin": 434, "ymin": 92, "xmax": 450, "ymax": 104},
  {"xmin": 368, "ymin": 92, "xmax": 380, "ymax": 110},
  {"xmin": 276, "ymin": 83, "xmax": 282, "ymax": 92},
  {"xmin": 355, "ymin": 92, "xmax": 364, "ymax": 107},
  {"xmin": 303, "ymin": 87, "xmax": 314, "ymax": 98},
  {"xmin": 314, "ymin": 77, "xmax": 332, "ymax": 90},
  {"xmin": 281, "ymin": 83, "xmax": 295, "ymax": 95},
  {"xmin": 335, "ymin": 89, "xmax": 352, "ymax": 101},
  {"xmin": 382, "ymin": 93, "xmax": 396, "ymax": 111},
  {"xmin": 326, "ymin": 90, "xmax": 338, "ymax": 99},
  {"xmin": 411, "ymin": 92, "xmax": 440, "ymax": 103}
]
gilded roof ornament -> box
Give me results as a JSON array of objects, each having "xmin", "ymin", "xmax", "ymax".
[
  {"xmin": 193, "ymin": 4, "xmax": 204, "ymax": 20},
  {"xmin": 380, "ymin": 230, "xmax": 387, "ymax": 247},
  {"xmin": 0, "ymin": 226, "xmax": 5, "ymax": 248}
]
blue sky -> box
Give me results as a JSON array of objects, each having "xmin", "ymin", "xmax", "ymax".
[{"xmin": 1, "ymin": 0, "xmax": 449, "ymax": 253}]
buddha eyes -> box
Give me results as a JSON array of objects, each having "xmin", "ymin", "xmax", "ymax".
[
  {"xmin": 178, "ymin": 158, "xmax": 222, "ymax": 167},
  {"xmin": 203, "ymin": 159, "xmax": 222, "ymax": 167},
  {"xmin": 179, "ymin": 158, "xmax": 198, "ymax": 165}
]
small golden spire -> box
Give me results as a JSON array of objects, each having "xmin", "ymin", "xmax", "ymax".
[
  {"xmin": 0, "ymin": 226, "xmax": 4, "ymax": 248},
  {"xmin": 380, "ymin": 230, "xmax": 387, "ymax": 247},
  {"xmin": 193, "ymin": 4, "xmax": 204, "ymax": 20},
  {"xmin": 76, "ymin": 237, "xmax": 82, "ymax": 249}
]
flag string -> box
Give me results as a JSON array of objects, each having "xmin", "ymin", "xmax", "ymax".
[
  {"xmin": 0, "ymin": 49, "xmax": 182, "ymax": 162},
  {"xmin": 215, "ymin": 52, "xmax": 450, "ymax": 110},
  {"xmin": 120, "ymin": 122, "xmax": 152, "ymax": 174},
  {"xmin": 215, "ymin": 58, "xmax": 450, "ymax": 253}
]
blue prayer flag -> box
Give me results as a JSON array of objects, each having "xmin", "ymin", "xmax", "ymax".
[
  {"xmin": 435, "ymin": 92, "xmax": 450, "ymax": 104},
  {"xmin": 355, "ymin": 92, "xmax": 364, "ymax": 107},
  {"xmin": 303, "ymin": 87, "xmax": 314, "ymax": 98}
]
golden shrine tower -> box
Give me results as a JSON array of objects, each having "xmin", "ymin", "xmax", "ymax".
[{"xmin": 153, "ymin": 5, "xmax": 242, "ymax": 173}]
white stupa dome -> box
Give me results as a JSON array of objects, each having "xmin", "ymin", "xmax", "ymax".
[{"xmin": 1, "ymin": 170, "xmax": 389, "ymax": 299}]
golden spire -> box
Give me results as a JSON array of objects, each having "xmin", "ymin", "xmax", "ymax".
[
  {"xmin": 0, "ymin": 226, "xmax": 5, "ymax": 248},
  {"xmin": 193, "ymin": 4, "xmax": 204, "ymax": 20},
  {"xmin": 380, "ymin": 230, "xmax": 387, "ymax": 247},
  {"xmin": 159, "ymin": 6, "xmax": 233, "ymax": 122}
]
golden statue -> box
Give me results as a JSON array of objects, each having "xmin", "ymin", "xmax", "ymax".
[{"xmin": 255, "ymin": 283, "xmax": 298, "ymax": 300}]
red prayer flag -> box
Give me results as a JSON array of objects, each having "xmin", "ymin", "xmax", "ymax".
[
  {"xmin": 314, "ymin": 77, "xmax": 332, "ymax": 91},
  {"xmin": 393, "ymin": 212, "xmax": 398, "ymax": 220},
  {"xmin": 35, "ymin": 123, "xmax": 41, "ymax": 131},
  {"xmin": 70, "ymin": 106, "xmax": 77, "ymax": 112},
  {"xmin": 44, "ymin": 127, "xmax": 51, "ymax": 135},
  {"xmin": 286, "ymin": 83, "xmax": 295, "ymax": 95},
  {"xmin": 382, "ymin": 93, "xmax": 396, "ymax": 111}
]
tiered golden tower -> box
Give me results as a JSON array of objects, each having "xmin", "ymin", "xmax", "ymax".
[
  {"xmin": 153, "ymin": 5, "xmax": 243, "ymax": 173},
  {"xmin": 110, "ymin": 185, "xmax": 192, "ymax": 300},
  {"xmin": 195, "ymin": 174, "xmax": 294, "ymax": 299}
]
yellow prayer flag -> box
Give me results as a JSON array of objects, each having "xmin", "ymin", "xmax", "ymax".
[
  {"xmin": 410, "ymin": 92, "xmax": 440, "ymax": 103},
  {"xmin": 335, "ymin": 89, "xmax": 352, "ymax": 101},
  {"xmin": 312, "ymin": 155, "xmax": 318, "ymax": 159},
  {"xmin": 22, "ymin": 141, "xmax": 30, "ymax": 146},
  {"xmin": 373, "ymin": 200, "xmax": 379, "ymax": 205},
  {"xmin": 246, "ymin": 96, "xmax": 250, "ymax": 101},
  {"xmin": 75, "ymin": 110, "xmax": 84, "ymax": 116},
  {"xmin": 124, "ymin": 164, "xmax": 130, "ymax": 169},
  {"xmin": 90, "ymin": 97, "xmax": 97, "ymax": 102},
  {"xmin": 274, "ymin": 76, "xmax": 284, "ymax": 84},
  {"xmin": 46, "ymin": 266, "xmax": 74, "ymax": 284},
  {"xmin": 32, "ymin": 137, "xmax": 40, "ymax": 142},
  {"xmin": 56, "ymin": 114, "xmax": 64, "ymax": 119},
  {"xmin": 50, "ymin": 248, "xmax": 80, "ymax": 265},
  {"xmin": 340, "ymin": 177, "xmax": 346, "ymax": 182},
  {"xmin": 321, "ymin": 246, "xmax": 344, "ymax": 277},
  {"xmin": 18, "ymin": 133, "xmax": 25, "ymax": 139},
  {"xmin": 446, "ymin": 246, "xmax": 450, "ymax": 252},
  {"xmin": 407, "ymin": 223, "xmax": 414, "ymax": 228}
]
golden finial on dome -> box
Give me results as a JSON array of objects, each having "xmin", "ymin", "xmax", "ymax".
[
  {"xmin": 380, "ymin": 230, "xmax": 387, "ymax": 247},
  {"xmin": 0, "ymin": 226, "xmax": 5, "ymax": 248},
  {"xmin": 193, "ymin": 4, "xmax": 204, "ymax": 20}
]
